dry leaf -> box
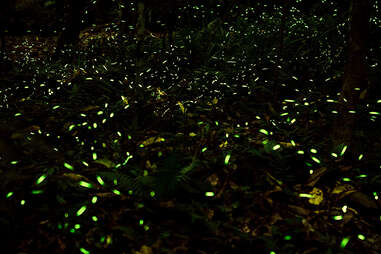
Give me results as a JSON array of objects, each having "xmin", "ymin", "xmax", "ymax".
[{"xmin": 308, "ymin": 187, "xmax": 324, "ymax": 205}]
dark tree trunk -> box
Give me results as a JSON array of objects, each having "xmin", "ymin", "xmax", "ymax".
[{"xmin": 331, "ymin": 0, "xmax": 370, "ymax": 153}]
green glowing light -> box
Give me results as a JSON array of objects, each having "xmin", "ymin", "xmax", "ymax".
[
  {"xmin": 79, "ymin": 181, "xmax": 93, "ymax": 188},
  {"xmin": 31, "ymin": 190, "xmax": 44, "ymax": 194},
  {"xmin": 64, "ymin": 163, "xmax": 74, "ymax": 170},
  {"xmin": 92, "ymin": 196, "xmax": 98, "ymax": 204},
  {"xmin": 76, "ymin": 206, "xmax": 87, "ymax": 216},
  {"xmin": 340, "ymin": 237, "xmax": 350, "ymax": 248},
  {"xmin": 68, "ymin": 125, "xmax": 75, "ymax": 131},
  {"xmin": 311, "ymin": 156, "xmax": 320, "ymax": 164},
  {"xmin": 259, "ymin": 129, "xmax": 268, "ymax": 135},
  {"xmin": 79, "ymin": 247, "xmax": 90, "ymax": 254},
  {"xmin": 224, "ymin": 153, "xmax": 231, "ymax": 165},
  {"xmin": 96, "ymin": 176, "xmax": 105, "ymax": 185},
  {"xmin": 36, "ymin": 174, "xmax": 47, "ymax": 184},
  {"xmin": 333, "ymin": 215, "xmax": 343, "ymax": 221},
  {"xmin": 299, "ymin": 193, "xmax": 313, "ymax": 198},
  {"xmin": 340, "ymin": 145, "xmax": 347, "ymax": 156},
  {"xmin": 205, "ymin": 192, "xmax": 215, "ymax": 197},
  {"xmin": 357, "ymin": 234, "xmax": 365, "ymax": 240}
]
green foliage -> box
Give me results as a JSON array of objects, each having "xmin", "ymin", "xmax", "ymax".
[{"xmin": 94, "ymin": 153, "xmax": 200, "ymax": 199}]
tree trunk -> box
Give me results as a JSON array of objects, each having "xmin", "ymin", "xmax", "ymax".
[{"xmin": 331, "ymin": 0, "xmax": 370, "ymax": 154}]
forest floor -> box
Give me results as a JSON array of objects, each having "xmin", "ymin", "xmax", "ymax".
[{"xmin": 0, "ymin": 21, "xmax": 381, "ymax": 254}]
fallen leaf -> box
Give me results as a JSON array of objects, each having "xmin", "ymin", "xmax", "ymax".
[{"xmin": 308, "ymin": 187, "xmax": 323, "ymax": 205}]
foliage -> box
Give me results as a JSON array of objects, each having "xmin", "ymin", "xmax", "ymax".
[{"xmin": 0, "ymin": 0, "xmax": 380, "ymax": 253}]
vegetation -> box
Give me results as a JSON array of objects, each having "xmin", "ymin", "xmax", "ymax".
[{"xmin": 0, "ymin": 0, "xmax": 380, "ymax": 253}]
